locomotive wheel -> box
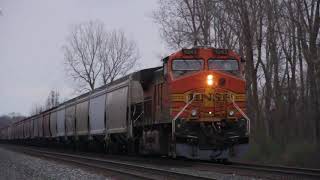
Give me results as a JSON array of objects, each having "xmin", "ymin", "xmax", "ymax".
[{"xmin": 215, "ymin": 158, "xmax": 229, "ymax": 164}]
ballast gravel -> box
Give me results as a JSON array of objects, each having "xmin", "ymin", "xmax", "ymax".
[{"xmin": 0, "ymin": 147, "xmax": 109, "ymax": 180}]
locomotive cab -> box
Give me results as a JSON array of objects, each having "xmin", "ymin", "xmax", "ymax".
[{"xmin": 163, "ymin": 47, "xmax": 249, "ymax": 160}]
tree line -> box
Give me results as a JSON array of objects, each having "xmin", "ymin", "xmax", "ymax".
[
  {"xmin": 0, "ymin": 113, "xmax": 25, "ymax": 129},
  {"xmin": 153, "ymin": 0, "xmax": 320, "ymax": 164}
]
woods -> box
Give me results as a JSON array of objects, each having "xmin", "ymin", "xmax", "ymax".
[{"xmin": 154, "ymin": 0, "xmax": 320, "ymax": 163}]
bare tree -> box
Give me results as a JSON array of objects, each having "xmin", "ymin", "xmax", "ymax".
[
  {"xmin": 64, "ymin": 21, "xmax": 139, "ymax": 90},
  {"xmin": 99, "ymin": 30, "xmax": 139, "ymax": 84},
  {"xmin": 45, "ymin": 90, "xmax": 60, "ymax": 110},
  {"xmin": 0, "ymin": 113, "xmax": 25, "ymax": 128},
  {"xmin": 63, "ymin": 21, "xmax": 105, "ymax": 91},
  {"xmin": 153, "ymin": 0, "xmax": 238, "ymax": 50},
  {"xmin": 295, "ymin": 0, "xmax": 320, "ymax": 142},
  {"xmin": 153, "ymin": 0, "xmax": 205, "ymax": 49},
  {"xmin": 30, "ymin": 103, "xmax": 44, "ymax": 116}
]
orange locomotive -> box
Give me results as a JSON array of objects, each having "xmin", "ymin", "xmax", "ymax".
[{"xmin": 137, "ymin": 47, "xmax": 249, "ymax": 160}]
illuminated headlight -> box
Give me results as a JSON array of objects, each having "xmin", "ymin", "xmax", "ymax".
[
  {"xmin": 207, "ymin": 74, "xmax": 214, "ymax": 86},
  {"xmin": 229, "ymin": 110, "xmax": 235, "ymax": 116},
  {"xmin": 191, "ymin": 109, "xmax": 197, "ymax": 116}
]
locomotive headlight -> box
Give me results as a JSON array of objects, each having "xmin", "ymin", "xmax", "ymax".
[
  {"xmin": 207, "ymin": 74, "xmax": 214, "ymax": 86},
  {"xmin": 229, "ymin": 110, "xmax": 235, "ymax": 116},
  {"xmin": 191, "ymin": 109, "xmax": 197, "ymax": 116}
]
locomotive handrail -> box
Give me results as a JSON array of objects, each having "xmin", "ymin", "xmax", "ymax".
[
  {"xmin": 133, "ymin": 111, "xmax": 144, "ymax": 124},
  {"xmin": 172, "ymin": 93, "xmax": 199, "ymax": 123},
  {"xmin": 171, "ymin": 93, "xmax": 200, "ymax": 158},
  {"xmin": 230, "ymin": 95, "xmax": 251, "ymax": 135}
]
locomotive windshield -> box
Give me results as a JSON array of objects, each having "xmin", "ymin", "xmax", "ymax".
[
  {"xmin": 172, "ymin": 59, "xmax": 203, "ymax": 78},
  {"xmin": 208, "ymin": 59, "xmax": 239, "ymax": 75}
]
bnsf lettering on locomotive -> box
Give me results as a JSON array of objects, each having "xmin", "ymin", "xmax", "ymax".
[{"xmin": 187, "ymin": 93, "xmax": 229, "ymax": 102}]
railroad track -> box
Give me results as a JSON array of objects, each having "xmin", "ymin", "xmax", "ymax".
[
  {"xmin": 3, "ymin": 144, "xmax": 320, "ymax": 179},
  {"xmin": 195, "ymin": 160, "xmax": 320, "ymax": 179},
  {"xmin": 229, "ymin": 161, "xmax": 320, "ymax": 179},
  {"xmin": 15, "ymin": 147, "xmax": 216, "ymax": 180}
]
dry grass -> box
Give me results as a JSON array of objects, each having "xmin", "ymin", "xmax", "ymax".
[{"xmin": 243, "ymin": 140, "xmax": 320, "ymax": 168}]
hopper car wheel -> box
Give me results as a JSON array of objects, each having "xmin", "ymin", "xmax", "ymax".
[
  {"xmin": 110, "ymin": 143, "xmax": 118, "ymax": 154},
  {"xmin": 138, "ymin": 137, "xmax": 144, "ymax": 154},
  {"xmin": 127, "ymin": 138, "xmax": 135, "ymax": 155},
  {"xmin": 215, "ymin": 158, "xmax": 229, "ymax": 164}
]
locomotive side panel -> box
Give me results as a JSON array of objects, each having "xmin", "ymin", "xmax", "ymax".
[
  {"xmin": 57, "ymin": 107, "xmax": 65, "ymax": 137},
  {"xmin": 50, "ymin": 111, "xmax": 57, "ymax": 137},
  {"xmin": 76, "ymin": 100, "xmax": 89, "ymax": 136},
  {"xmin": 106, "ymin": 86, "xmax": 128, "ymax": 133},
  {"xmin": 65, "ymin": 105, "xmax": 76, "ymax": 136},
  {"xmin": 89, "ymin": 94, "xmax": 106, "ymax": 135}
]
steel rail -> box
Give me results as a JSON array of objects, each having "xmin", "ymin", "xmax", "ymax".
[
  {"xmin": 229, "ymin": 161, "xmax": 320, "ymax": 178},
  {"xmin": 4, "ymin": 144, "xmax": 320, "ymax": 179},
  {"xmin": 18, "ymin": 147, "xmax": 216, "ymax": 180},
  {"xmin": 189, "ymin": 160, "xmax": 320, "ymax": 179}
]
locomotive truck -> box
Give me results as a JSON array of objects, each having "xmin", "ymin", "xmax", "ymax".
[{"xmin": 0, "ymin": 47, "xmax": 249, "ymax": 160}]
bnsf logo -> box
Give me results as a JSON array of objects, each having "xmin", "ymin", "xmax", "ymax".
[
  {"xmin": 171, "ymin": 91, "xmax": 245, "ymax": 104},
  {"xmin": 187, "ymin": 93, "xmax": 229, "ymax": 102},
  {"xmin": 171, "ymin": 89, "xmax": 246, "ymax": 106}
]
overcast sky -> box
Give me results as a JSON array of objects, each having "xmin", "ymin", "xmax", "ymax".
[{"xmin": 0, "ymin": 0, "xmax": 168, "ymax": 116}]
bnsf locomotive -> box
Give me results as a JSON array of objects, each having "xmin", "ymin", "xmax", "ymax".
[{"xmin": 0, "ymin": 47, "xmax": 249, "ymax": 160}]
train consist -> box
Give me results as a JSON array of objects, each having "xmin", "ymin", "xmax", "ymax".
[{"xmin": 0, "ymin": 47, "xmax": 249, "ymax": 160}]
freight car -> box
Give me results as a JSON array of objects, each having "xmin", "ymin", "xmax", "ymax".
[{"xmin": 0, "ymin": 47, "xmax": 249, "ymax": 160}]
